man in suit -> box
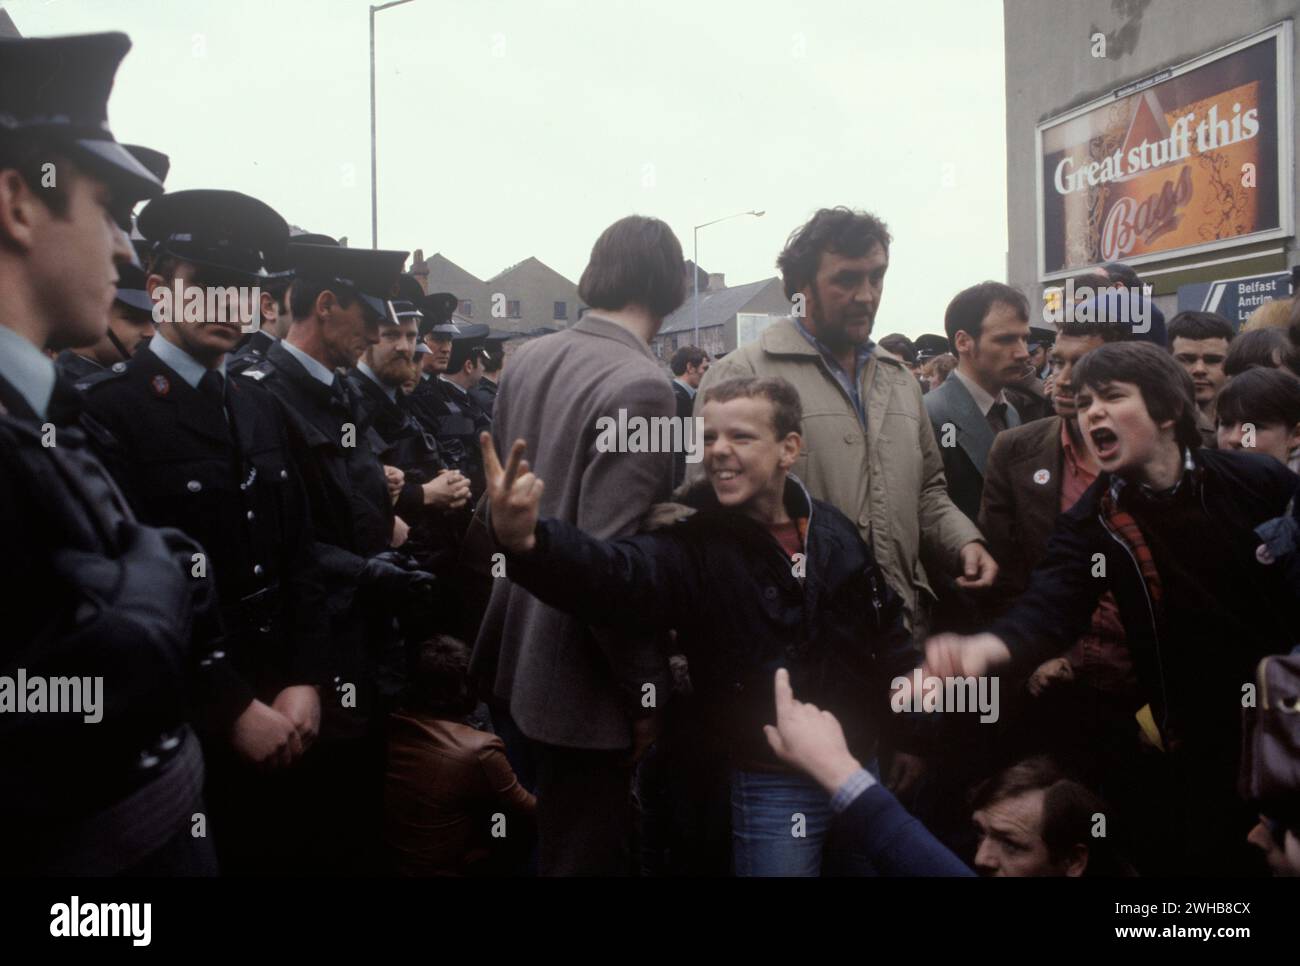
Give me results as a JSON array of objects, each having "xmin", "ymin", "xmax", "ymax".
[
  {"xmin": 668, "ymin": 345, "xmax": 710, "ymax": 487},
  {"xmin": 472, "ymin": 215, "xmax": 681, "ymax": 875},
  {"xmin": 924, "ymin": 281, "xmax": 1032, "ymax": 523},
  {"xmin": 78, "ymin": 188, "xmax": 332, "ymax": 874}
]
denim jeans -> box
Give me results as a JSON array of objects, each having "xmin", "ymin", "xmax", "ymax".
[{"xmin": 731, "ymin": 766, "xmax": 881, "ymax": 877}]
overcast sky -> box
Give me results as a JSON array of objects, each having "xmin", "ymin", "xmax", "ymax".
[{"xmin": 5, "ymin": 0, "xmax": 1008, "ymax": 339}]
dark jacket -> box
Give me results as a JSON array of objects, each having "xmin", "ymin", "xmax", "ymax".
[
  {"xmin": 79, "ymin": 344, "xmax": 329, "ymax": 731},
  {"xmin": 468, "ymin": 376, "xmax": 498, "ymax": 418},
  {"xmin": 991, "ymin": 448, "xmax": 1299, "ymax": 752},
  {"xmin": 979, "ymin": 415, "xmax": 1065, "ymax": 608},
  {"xmin": 670, "ymin": 378, "xmax": 694, "ymax": 488},
  {"xmin": 239, "ymin": 341, "xmax": 397, "ymax": 720},
  {"xmin": 924, "ymin": 372, "xmax": 1022, "ymax": 523},
  {"xmin": 0, "ymin": 372, "xmax": 208, "ymax": 873},
  {"xmin": 499, "ymin": 476, "xmax": 915, "ymax": 763}
]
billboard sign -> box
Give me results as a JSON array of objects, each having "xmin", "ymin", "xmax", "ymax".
[{"xmin": 1036, "ymin": 23, "xmax": 1293, "ymax": 280}]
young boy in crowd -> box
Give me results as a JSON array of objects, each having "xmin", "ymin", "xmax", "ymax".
[
  {"xmin": 479, "ymin": 376, "xmax": 918, "ymax": 876},
  {"xmin": 915, "ymin": 341, "xmax": 1300, "ymax": 875},
  {"xmin": 1216, "ymin": 366, "xmax": 1300, "ymax": 473}
]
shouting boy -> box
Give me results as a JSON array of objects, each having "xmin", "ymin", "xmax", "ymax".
[
  {"xmin": 480, "ymin": 376, "xmax": 917, "ymax": 876},
  {"xmin": 915, "ymin": 341, "xmax": 1300, "ymax": 875}
]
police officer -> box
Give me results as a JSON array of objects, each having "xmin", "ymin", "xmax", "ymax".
[
  {"xmin": 0, "ymin": 31, "xmax": 217, "ymax": 875},
  {"xmin": 348, "ymin": 299, "xmax": 473, "ymax": 627},
  {"xmin": 238, "ymin": 242, "xmax": 434, "ymax": 871},
  {"xmin": 229, "ymin": 231, "xmax": 338, "ymax": 376},
  {"xmin": 55, "ymin": 261, "xmax": 155, "ymax": 381},
  {"xmin": 432, "ymin": 323, "xmax": 494, "ymax": 498},
  {"xmin": 77, "ymin": 188, "xmax": 331, "ymax": 874},
  {"xmin": 468, "ymin": 330, "xmax": 513, "ymax": 417}
]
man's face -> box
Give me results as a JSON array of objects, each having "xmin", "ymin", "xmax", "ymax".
[
  {"xmin": 973, "ymin": 790, "xmax": 1079, "ymax": 877},
  {"xmin": 422, "ymin": 334, "xmax": 451, "ymax": 374},
  {"xmin": 802, "ymin": 243, "xmax": 888, "ymax": 350},
  {"xmin": 148, "ymin": 263, "xmax": 255, "ymax": 362},
  {"xmin": 684, "ymin": 356, "xmax": 711, "ymax": 389},
  {"xmin": 26, "ymin": 165, "xmax": 135, "ymax": 351},
  {"xmin": 319, "ymin": 295, "xmax": 374, "ymax": 369},
  {"xmin": 1171, "ymin": 336, "xmax": 1229, "ymax": 409},
  {"xmin": 106, "ymin": 303, "xmax": 154, "ymax": 358},
  {"xmin": 1218, "ymin": 418, "xmax": 1300, "ymax": 465},
  {"xmin": 1048, "ymin": 333, "xmax": 1105, "ymax": 418},
  {"xmin": 366, "ymin": 320, "xmax": 418, "ymax": 387},
  {"xmin": 701, "ymin": 395, "xmax": 799, "ymax": 516},
  {"xmin": 1075, "ymin": 379, "xmax": 1173, "ymax": 478},
  {"xmin": 959, "ymin": 302, "xmax": 1030, "ymax": 391}
]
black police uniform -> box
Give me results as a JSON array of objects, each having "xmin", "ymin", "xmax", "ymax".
[
  {"xmin": 78, "ymin": 353, "xmax": 328, "ymax": 717},
  {"xmin": 55, "ymin": 349, "xmax": 104, "ymax": 382},
  {"xmin": 228, "ymin": 328, "xmax": 275, "ymax": 375},
  {"xmin": 77, "ymin": 188, "xmax": 335, "ymax": 873},
  {"xmin": 0, "ymin": 31, "xmax": 214, "ymax": 874},
  {"xmin": 469, "ymin": 374, "xmax": 498, "ymax": 417}
]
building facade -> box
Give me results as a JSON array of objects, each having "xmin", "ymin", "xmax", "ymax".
[{"xmin": 1005, "ymin": 0, "xmax": 1299, "ymax": 323}]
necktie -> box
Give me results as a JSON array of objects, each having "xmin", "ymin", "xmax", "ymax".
[
  {"xmin": 198, "ymin": 369, "xmax": 225, "ymax": 407},
  {"xmin": 986, "ymin": 401, "xmax": 1008, "ymax": 435}
]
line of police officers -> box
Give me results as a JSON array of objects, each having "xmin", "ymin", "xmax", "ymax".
[{"xmin": 0, "ymin": 30, "xmax": 499, "ymax": 875}]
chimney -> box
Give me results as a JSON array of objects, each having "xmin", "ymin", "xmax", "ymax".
[{"xmin": 708, "ymin": 273, "xmax": 726, "ymax": 290}]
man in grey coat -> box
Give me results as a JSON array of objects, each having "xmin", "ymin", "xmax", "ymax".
[{"xmin": 471, "ymin": 215, "xmax": 683, "ymax": 875}]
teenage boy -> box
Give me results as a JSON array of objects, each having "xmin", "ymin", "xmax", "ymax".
[
  {"xmin": 480, "ymin": 375, "xmax": 917, "ymax": 876},
  {"xmin": 1216, "ymin": 366, "xmax": 1300, "ymax": 473},
  {"xmin": 914, "ymin": 341, "xmax": 1300, "ymax": 875}
]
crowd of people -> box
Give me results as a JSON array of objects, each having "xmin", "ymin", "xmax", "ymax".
[{"xmin": 6, "ymin": 29, "xmax": 1300, "ymax": 879}]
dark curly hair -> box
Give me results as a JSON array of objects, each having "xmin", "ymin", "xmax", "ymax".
[{"xmin": 776, "ymin": 207, "xmax": 891, "ymax": 301}]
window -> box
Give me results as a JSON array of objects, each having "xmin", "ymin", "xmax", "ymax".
[
  {"xmin": 458, "ymin": 300, "xmax": 472, "ymax": 318},
  {"xmin": 553, "ymin": 301, "xmax": 567, "ymax": 320},
  {"xmin": 508, "ymin": 300, "xmax": 521, "ymax": 319}
]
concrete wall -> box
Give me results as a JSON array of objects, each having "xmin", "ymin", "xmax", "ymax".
[{"xmin": 1004, "ymin": 0, "xmax": 1300, "ymax": 303}]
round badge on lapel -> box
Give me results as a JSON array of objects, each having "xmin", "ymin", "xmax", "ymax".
[
  {"xmin": 151, "ymin": 374, "xmax": 171, "ymax": 397},
  {"xmin": 1033, "ymin": 468, "xmax": 1051, "ymax": 485}
]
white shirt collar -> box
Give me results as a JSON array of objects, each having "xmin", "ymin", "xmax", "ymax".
[
  {"xmin": 673, "ymin": 377, "xmax": 697, "ymax": 399},
  {"xmin": 357, "ymin": 361, "xmax": 397, "ymax": 402},
  {"xmin": 148, "ymin": 334, "xmax": 226, "ymax": 389},
  {"xmin": 951, "ymin": 367, "xmax": 1006, "ymax": 416},
  {"xmin": 0, "ymin": 326, "xmax": 56, "ymax": 420},
  {"xmin": 281, "ymin": 339, "xmax": 337, "ymax": 386}
]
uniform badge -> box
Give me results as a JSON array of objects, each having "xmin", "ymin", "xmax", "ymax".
[
  {"xmin": 151, "ymin": 374, "xmax": 171, "ymax": 396},
  {"xmin": 111, "ymin": 361, "xmax": 127, "ymax": 373},
  {"xmin": 1033, "ymin": 468, "xmax": 1051, "ymax": 485}
]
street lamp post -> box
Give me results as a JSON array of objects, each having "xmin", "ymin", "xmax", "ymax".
[
  {"xmin": 370, "ymin": 0, "xmax": 416, "ymax": 249},
  {"xmin": 693, "ymin": 209, "xmax": 764, "ymax": 347}
]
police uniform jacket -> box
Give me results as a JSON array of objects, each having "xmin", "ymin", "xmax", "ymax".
[{"xmin": 78, "ymin": 344, "xmax": 329, "ymax": 732}]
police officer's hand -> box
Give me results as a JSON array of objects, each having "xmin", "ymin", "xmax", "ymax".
[
  {"xmin": 480, "ymin": 432, "xmax": 543, "ymax": 553},
  {"xmin": 391, "ymin": 514, "xmax": 410, "ymax": 548},
  {"xmin": 232, "ymin": 699, "xmax": 303, "ymax": 769},
  {"xmin": 383, "ymin": 465, "xmax": 405, "ymax": 503},
  {"xmin": 423, "ymin": 469, "xmax": 472, "ymax": 511},
  {"xmin": 359, "ymin": 552, "xmax": 436, "ymax": 601},
  {"xmin": 272, "ymin": 685, "xmax": 321, "ymax": 752}
]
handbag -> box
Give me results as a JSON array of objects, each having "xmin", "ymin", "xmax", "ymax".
[{"xmin": 1239, "ymin": 652, "xmax": 1300, "ymax": 821}]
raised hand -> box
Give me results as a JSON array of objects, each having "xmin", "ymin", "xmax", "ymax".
[{"xmin": 480, "ymin": 432, "xmax": 544, "ymax": 553}]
